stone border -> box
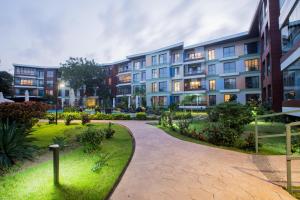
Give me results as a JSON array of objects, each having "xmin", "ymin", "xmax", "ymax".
[{"xmin": 105, "ymin": 122, "xmax": 136, "ymax": 200}]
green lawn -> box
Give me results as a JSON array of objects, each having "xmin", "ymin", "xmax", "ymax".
[
  {"xmin": 163, "ymin": 120, "xmax": 290, "ymax": 155},
  {"xmin": 0, "ymin": 123, "xmax": 133, "ymax": 200}
]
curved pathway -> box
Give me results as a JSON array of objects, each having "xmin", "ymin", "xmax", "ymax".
[{"xmin": 109, "ymin": 121, "xmax": 296, "ymax": 200}]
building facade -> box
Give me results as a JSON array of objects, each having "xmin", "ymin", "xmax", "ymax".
[
  {"xmin": 279, "ymin": 0, "xmax": 300, "ymax": 116},
  {"xmin": 13, "ymin": 64, "xmax": 58, "ymax": 101}
]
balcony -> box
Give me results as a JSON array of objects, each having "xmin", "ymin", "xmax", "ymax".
[
  {"xmin": 184, "ymin": 79, "xmax": 206, "ymax": 91},
  {"xmin": 184, "ymin": 64, "xmax": 205, "ymax": 76},
  {"xmin": 184, "ymin": 52, "xmax": 204, "ymax": 62}
]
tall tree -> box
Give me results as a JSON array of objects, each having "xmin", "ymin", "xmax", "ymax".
[
  {"xmin": 59, "ymin": 57, "xmax": 111, "ymax": 106},
  {"xmin": 0, "ymin": 71, "xmax": 13, "ymax": 97}
]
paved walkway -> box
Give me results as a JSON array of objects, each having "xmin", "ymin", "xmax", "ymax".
[{"xmin": 110, "ymin": 121, "xmax": 296, "ymax": 200}]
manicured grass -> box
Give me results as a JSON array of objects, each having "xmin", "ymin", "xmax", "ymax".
[
  {"xmin": 0, "ymin": 123, "xmax": 133, "ymax": 200},
  {"xmin": 162, "ymin": 120, "xmax": 289, "ymax": 155}
]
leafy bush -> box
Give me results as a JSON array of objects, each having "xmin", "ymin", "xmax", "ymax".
[
  {"xmin": 64, "ymin": 113, "xmax": 76, "ymax": 125},
  {"xmin": 112, "ymin": 113, "xmax": 131, "ymax": 120},
  {"xmin": 77, "ymin": 127, "xmax": 104, "ymax": 153},
  {"xmin": 81, "ymin": 113, "xmax": 90, "ymax": 125},
  {"xmin": 52, "ymin": 136, "xmax": 67, "ymax": 150},
  {"xmin": 47, "ymin": 113, "xmax": 55, "ymax": 124},
  {"xmin": 102, "ymin": 123, "xmax": 115, "ymax": 139},
  {"xmin": 177, "ymin": 117, "xmax": 191, "ymax": 135},
  {"xmin": 0, "ymin": 102, "xmax": 49, "ymax": 131},
  {"xmin": 0, "ymin": 121, "xmax": 37, "ymax": 172},
  {"xmin": 174, "ymin": 112, "xmax": 192, "ymax": 120},
  {"xmin": 203, "ymin": 123, "xmax": 240, "ymax": 147},
  {"xmin": 63, "ymin": 106, "xmax": 80, "ymax": 112},
  {"xmin": 160, "ymin": 111, "xmax": 175, "ymax": 130},
  {"xmin": 136, "ymin": 112, "xmax": 147, "ymax": 120},
  {"xmin": 89, "ymin": 112, "xmax": 131, "ymax": 120},
  {"xmin": 242, "ymin": 132, "xmax": 256, "ymax": 151}
]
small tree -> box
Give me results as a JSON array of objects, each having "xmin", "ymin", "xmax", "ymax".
[{"xmin": 0, "ymin": 71, "xmax": 13, "ymax": 97}]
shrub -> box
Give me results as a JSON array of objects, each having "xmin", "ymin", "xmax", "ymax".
[
  {"xmin": 64, "ymin": 113, "xmax": 76, "ymax": 125},
  {"xmin": 47, "ymin": 113, "xmax": 55, "ymax": 124},
  {"xmin": 102, "ymin": 122, "xmax": 115, "ymax": 139},
  {"xmin": 0, "ymin": 121, "xmax": 37, "ymax": 171},
  {"xmin": 242, "ymin": 132, "xmax": 256, "ymax": 151},
  {"xmin": 136, "ymin": 112, "xmax": 147, "ymax": 120},
  {"xmin": 81, "ymin": 113, "xmax": 90, "ymax": 125},
  {"xmin": 52, "ymin": 136, "xmax": 67, "ymax": 150},
  {"xmin": 63, "ymin": 106, "xmax": 80, "ymax": 112},
  {"xmin": 0, "ymin": 102, "xmax": 49, "ymax": 131},
  {"xmin": 203, "ymin": 123, "xmax": 240, "ymax": 147},
  {"xmin": 177, "ymin": 117, "xmax": 191, "ymax": 135},
  {"xmin": 77, "ymin": 127, "xmax": 104, "ymax": 153},
  {"xmin": 173, "ymin": 112, "xmax": 192, "ymax": 120},
  {"xmin": 112, "ymin": 113, "xmax": 131, "ymax": 120}
]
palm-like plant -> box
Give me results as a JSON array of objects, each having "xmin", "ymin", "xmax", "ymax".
[{"xmin": 0, "ymin": 121, "xmax": 37, "ymax": 170}]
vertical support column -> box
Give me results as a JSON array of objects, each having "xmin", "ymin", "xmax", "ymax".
[
  {"xmin": 286, "ymin": 125, "xmax": 292, "ymax": 193},
  {"xmin": 128, "ymin": 96, "xmax": 131, "ymax": 109},
  {"xmin": 49, "ymin": 144, "xmax": 60, "ymax": 186},
  {"xmin": 112, "ymin": 98, "xmax": 116, "ymax": 109},
  {"xmin": 255, "ymin": 117, "xmax": 258, "ymax": 153}
]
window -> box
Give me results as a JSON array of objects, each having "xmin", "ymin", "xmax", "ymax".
[
  {"xmin": 159, "ymin": 67, "xmax": 168, "ymax": 78},
  {"xmin": 20, "ymin": 79, "xmax": 34, "ymax": 86},
  {"xmin": 184, "ymin": 78, "xmax": 205, "ymax": 91},
  {"xmin": 208, "ymin": 64, "xmax": 216, "ymax": 75},
  {"xmin": 152, "ymin": 69, "xmax": 158, "ymax": 78},
  {"xmin": 171, "ymin": 67, "xmax": 180, "ymax": 77},
  {"xmin": 159, "ymin": 96, "xmax": 167, "ymax": 106},
  {"xmin": 224, "ymin": 94, "xmax": 237, "ymax": 102},
  {"xmin": 173, "ymin": 80, "xmax": 181, "ymax": 92},
  {"xmin": 151, "ymin": 82, "xmax": 157, "ymax": 92},
  {"xmin": 159, "ymin": 53, "xmax": 167, "ymax": 64},
  {"xmin": 171, "ymin": 96, "xmax": 180, "ymax": 104},
  {"xmin": 224, "ymin": 62, "xmax": 236, "ymax": 73},
  {"xmin": 209, "ymin": 80, "xmax": 216, "ymax": 91},
  {"xmin": 134, "ymin": 61, "xmax": 141, "ymax": 70},
  {"xmin": 38, "ymin": 80, "xmax": 44, "ymax": 87},
  {"xmin": 245, "ymin": 59, "xmax": 259, "ymax": 71},
  {"xmin": 118, "ymin": 74, "xmax": 131, "ymax": 83},
  {"xmin": 15, "ymin": 67, "xmax": 35, "ymax": 76},
  {"xmin": 133, "ymin": 73, "xmax": 139, "ymax": 82},
  {"xmin": 209, "ymin": 95, "xmax": 216, "ymax": 106},
  {"xmin": 208, "ymin": 49, "xmax": 216, "ymax": 60},
  {"xmin": 224, "ymin": 78, "xmax": 236, "ymax": 89},
  {"xmin": 47, "ymin": 70, "xmax": 54, "ymax": 78},
  {"xmin": 37, "ymin": 70, "xmax": 44, "ymax": 78},
  {"xmin": 46, "ymin": 89, "xmax": 54, "ymax": 96},
  {"xmin": 246, "ymin": 94, "xmax": 260, "ymax": 103},
  {"xmin": 152, "ymin": 56, "xmax": 157, "ymax": 65},
  {"xmin": 223, "ymin": 46, "xmax": 235, "ymax": 57},
  {"xmin": 244, "ymin": 42, "xmax": 258, "ymax": 54},
  {"xmin": 159, "ymin": 81, "xmax": 167, "ymax": 92},
  {"xmin": 245, "ymin": 76, "xmax": 259, "ymax": 89},
  {"xmin": 186, "ymin": 51, "xmax": 203, "ymax": 60},
  {"xmin": 141, "ymin": 71, "xmax": 146, "ymax": 81},
  {"xmin": 46, "ymin": 80, "xmax": 54, "ymax": 87},
  {"xmin": 184, "ymin": 64, "xmax": 205, "ymax": 76},
  {"xmin": 65, "ymin": 90, "xmax": 70, "ymax": 97},
  {"xmin": 172, "ymin": 52, "xmax": 181, "ymax": 63},
  {"xmin": 38, "ymin": 89, "xmax": 44, "ymax": 96}
]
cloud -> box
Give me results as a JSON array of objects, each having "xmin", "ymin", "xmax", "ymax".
[{"xmin": 0, "ymin": 0, "xmax": 259, "ymax": 72}]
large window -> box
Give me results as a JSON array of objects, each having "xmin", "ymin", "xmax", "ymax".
[
  {"xmin": 209, "ymin": 95, "xmax": 216, "ymax": 106},
  {"xmin": 281, "ymin": 2, "xmax": 300, "ymax": 54},
  {"xmin": 244, "ymin": 42, "xmax": 258, "ymax": 54},
  {"xmin": 16, "ymin": 78, "xmax": 35, "ymax": 86},
  {"xmin": 208, "ymin": 64, "xmax": 216, "ymax": 75},
  {"xmin": 159, "ymin": 53, "xmax": 167, "ymax": 64},
  {"xmin": 223, "ymin": 46, "xmax": 235, "ymax": 57},
  {"xmin": 46, "ymin": 80, "xmax": 54, "ymax": 87},
  {"xmin": 37, "ymin": 70, "xmax": 44, "ymax": 78},
  {"xmin": 245, "ymin": 76, "xmax": 259, "ymax": 89},
  {"xmin": 159, "ymin": 67, "xmax": 168, "ymax": 78},
  {"xmin": 224, "ymin": 78, "xmax": 236, "ymax": 89},
  {"xmin": 133, "ymin": 73, "xmax": 139, "ymax": 82},
  {"xmin": 224, "ymin": 62, "xmax": 236, "ymax": 73},
  {"xmin": 184, "ymin": 78, "xmax": 205, "ymax": 91},
  {"xmin": 224, "ymin": 94, "xmax": 237, "ymax": 102},
  {"xmin": 152, "ymin": 56, "xmax": 157, "ymax": 65},
  {"xmin": 15, "ymin": 67, "xmax": 35, "ymax": 76},
  {"xmin": 208, "ymin": 49, "xmax": 216, "ymax": 60},
  {"xmin": 134, "ymin": 61, "xmax": 141, "ymax": 70},
  {"xmin": 209, "ymin": 80, "xmax": 216, "ymax": 91},
  {"xmin": 185, "ymin": 50, "xmax": 203, "ymax": 61},
  {"xmin": 172, "ymin": 80, "xmax": 181, "ymax": 92},
  {"xmin": 172, "ymin": 52, "xmax": 181, "ymax": 63},
  {"xmin": 159, "ymin": 81, "xmax": 168, "ymax": 92},
  {"xmin": 171, "ymin": 67, "xmax": 180, "ymax": 77},
  {"xmin": 152, "ymin": 69, "xmax": 158, "ymax": 78},
  {"xmin": 118, "ymin": 74, "xmax": 131, "ymax": 84},
  {"xmin": 245, "ymin": 59, "xmax": 259, "ymax": 71},
  {"xmin": 283, "ymin": 65, "xmax": 300, "ymax": 100},
  {"xmin": 141, "ymin": 71, "xmax": 146, "ymax": 81},
  {"xmin": 151, "ymin": 82, "xmax": 158, "ymax": 93},
  {"xmin": 47, "ymin": 70, "xmax": 54, "ymax": 78}
]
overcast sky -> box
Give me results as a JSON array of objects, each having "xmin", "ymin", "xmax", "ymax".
[{"xmin": 0, "ymin": 0, "xmax": 259, "ymax": 73}]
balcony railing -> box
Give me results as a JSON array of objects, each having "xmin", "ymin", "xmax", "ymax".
[{"xmin": 184, "ymin": 70, "xmax": 205, "ymax": 76}]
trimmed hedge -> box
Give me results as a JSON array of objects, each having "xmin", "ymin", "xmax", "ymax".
[
  {"xmin": 54, "ymin": 112, "xmax": 131, "ymax": 120},
  {"xmin": 135, "ymin": 112, "xmax": 147, "ymax": 120}
]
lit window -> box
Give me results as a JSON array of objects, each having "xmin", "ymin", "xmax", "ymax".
[
  {"xmin": 20, "ymin": 79, "xmax": 34, "ymax": 86},
  {"xmin": 245, "ymin": 59, "xmax": 259, "ymax": 71},
  {"xmin": 173, "ymin": 81, "xmax": 181, "ymax": 92},
  {"xmin": 208, "ymin": 49, "xmax": 215, "ymax": 60},
  {"xmin": 209, "ymin": 80, "xmax": 216, "ymax": 91},
  {"xmin": 224, "ymin": 94, "xmax": 237, "ymax": 102},
  {"xmin": 151, "ymin": 82, "xmax": 157, "ymax": 92}
]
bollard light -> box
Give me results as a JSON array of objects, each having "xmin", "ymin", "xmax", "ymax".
[{"xmin": 49, "ymin": 144, "xmax": 60, "ymax": 185}]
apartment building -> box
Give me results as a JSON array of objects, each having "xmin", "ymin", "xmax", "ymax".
[
  {"xmin": 13, "ymin": 64, "xmax": 58, "ymax": 101},
  {"xmin": 279, "ymin": 0, "xmax": 300, "ymax": 116}
]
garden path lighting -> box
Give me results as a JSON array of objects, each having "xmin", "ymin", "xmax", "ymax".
[{"xmin": 49, "ymin": 144, "xmax": 60, "ymax": 185}]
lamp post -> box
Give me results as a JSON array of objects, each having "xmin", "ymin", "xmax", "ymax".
[{"xmin": 55, "ymin": 82, "xmax": 65, "ymax": 125}]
